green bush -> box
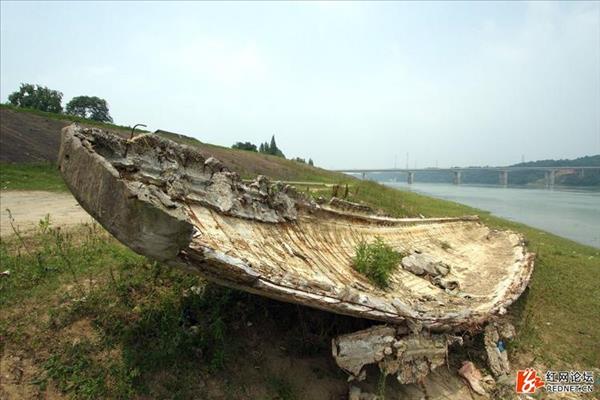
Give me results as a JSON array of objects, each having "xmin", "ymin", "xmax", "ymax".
[{"xmin": 352, "ymin": 236, "xmax": 401, "ymax": 288}]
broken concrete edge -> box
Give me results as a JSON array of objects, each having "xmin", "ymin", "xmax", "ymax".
[
  {"xmin": 71, "ymin": 124, "xmax": 306, "ymax": 222},
  {"xmin": 329, "ymin": 197, "xmax": 374, "ymax": 214},
  {"xmin": 487, "ymin": 249, "xmax": 535, "ymax": 318},
  {"xmin": 331, "ymin": 324, "xmax": 464, "ymax": 385},
  {"xmin": 333, "ymin": 320, "xmax": 518, "ymax": 388},
  {"xmin": 58, "ymin": 124, "xmax": 303, "ymax": 257},
  {"xmin": 58, "ymin": 124, "xmax": 194, "ymax": 261},
  {"xmin": 318, "ymin": 204, "xmax": 481, "ymax": 226}
]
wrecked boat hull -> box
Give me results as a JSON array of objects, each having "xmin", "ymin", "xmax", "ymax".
[{"xmin": 58, "ymin": 125, "xmax": 534, "ymax": 333}]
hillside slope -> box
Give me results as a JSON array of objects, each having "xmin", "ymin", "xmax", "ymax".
[
  {"xmin": 1, "ymin": 106, "xmax": 348, "ymax": 183},
  {"xmin": 0, "ymin": 105, "xmax": 138, "ymax": 164},
  {"xmin": 0, "ymin": 107, "xmax": 68, "ymax": 163}
]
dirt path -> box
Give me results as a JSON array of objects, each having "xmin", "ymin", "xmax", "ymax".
[{"xmin": 0, "ymin": 190, "xmax": 92, "ymax": 236}]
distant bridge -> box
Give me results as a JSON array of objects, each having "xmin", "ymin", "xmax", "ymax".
[{"xmin": 334, "ymin": 166, "xmax": 600, "ymax": 187}]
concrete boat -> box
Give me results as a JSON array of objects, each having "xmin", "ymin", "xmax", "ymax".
[{"xmin": 58, "ymin": 125, "xmax": 534, "ymax": 384}]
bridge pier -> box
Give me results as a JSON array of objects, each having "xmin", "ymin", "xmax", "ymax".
[
  {"xmin": 579, "ymin": 169, "xmax": 585, "ymax": 178},
  {"xmin": 499, "ymin": 170, "xmax": 508, "ymax": 186},
  {"xmin": 407, "ymin": 171, "xmax": 414, "ymax": 184},
  {"xmin": 545, "ymin": 170, "xmax": 556, "ymax": 188},
  {"xmin": 453, "ymin": 171, "xmax": 462, "ymax": 185},
  {"xmin": 361, "ymin": 172, "xmax": 366, "ymax": 180}
]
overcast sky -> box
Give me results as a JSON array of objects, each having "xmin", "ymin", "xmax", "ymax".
[{"xmin": 1, "ymin": 1, "xmax": 599, "ymax": 169}]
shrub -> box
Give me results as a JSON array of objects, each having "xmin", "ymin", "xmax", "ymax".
[
  {"xmin": 352, "ymin": 236, "xmax": 401, "ymax": 288},
  {"xmin": 232, "ymin": 141, "xmax": 258, "ymax": 152}
]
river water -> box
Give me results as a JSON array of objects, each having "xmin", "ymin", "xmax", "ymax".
[{"xmin": 383, "ymin": 182, "xmax": 600, "ymax": 249}]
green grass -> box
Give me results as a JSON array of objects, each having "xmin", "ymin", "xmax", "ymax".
[
  {"xmin": 1, "ymin": 163, "xmax": 67, "ymax": 191},
  {"xmin": 41, "ymin": 339, "xmax": 136, "ymax": 399},
  {"xmin": 1, "ymin": 221, "xmax": 258, "ymax": 398},
  {"xmin": 353, "ymin": 236, "xmax": 402, "ymax": 288}
]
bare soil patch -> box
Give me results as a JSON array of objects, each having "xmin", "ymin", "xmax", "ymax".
[
  {"xmin": 0, "ymin": 191, "xmax": 92, "ymax": 236},
  {"xmin": 0, "ymin": 108, "xmax": 68, "ymax": 164}
]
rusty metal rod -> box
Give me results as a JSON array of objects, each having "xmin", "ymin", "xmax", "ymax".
[{"xmin": 123, "ymin": 123, "xmax": 147, "ymax": 158}]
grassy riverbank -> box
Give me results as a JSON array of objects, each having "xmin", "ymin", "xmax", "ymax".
[{"xmin": 1, "ymin": 160, "xmax": 598, "ymax": 399}]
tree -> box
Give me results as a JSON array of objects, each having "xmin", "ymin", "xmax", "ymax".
[
  {"xmin": 258, "ymin": 135, "xmax": 285, "ymax": 158},
  {"xmin": 308, "ymin": 158, "xmax": 314, "ymax": 166},
  {"xmin": 232, "ymin": 142, "xmax": 258, "ymax": 152},
  {"xmin": 269, "ymin": 135, "xmax": 285, "ymax": 158},
  {"xmin": 66, "ymin": 96, "xmax": 113, "ymax": 122},
  {"xmin": 8, "ymin": 83, "xmax": 63, "ymax": 113}
]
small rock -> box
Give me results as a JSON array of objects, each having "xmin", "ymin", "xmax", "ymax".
[
  {"xmin": 458, "ymin": 361, "xmax": 486, "ymax": 396},
  {"xmin": 401, "ymin": 253, "xmax": 450, "ymax": 278}
]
